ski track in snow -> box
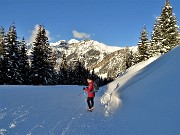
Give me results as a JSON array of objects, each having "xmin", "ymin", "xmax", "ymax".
[
  {"xmin": 0, "ymin": 108, "xmax": 8, "ymax": 135},
  {"xmin": 9, "ymin": 105, "xmax": 30, "ymax": 129},
  {"xmin": 0, "ymin": 87, "xmax": 108, "ymax": 135},
  {"xmin": 0, "ymin": 105, "xmax": 33, "ymax": 135},
  {"xmin": 54, "ymin": 102, "xmax": 87, "ymax": 135},
  {"xmin": 61, "ymin": 117, "xmax": 76, "ymax": 135},
  {"xmin": 27, "ymin": 120, "xmax": 46, "ymax": 135},
  {"xmin": 61, "ymin": 100, "xmax": 106, "ymax": 135},
  {"xmin": 49, "ymin": 96, "xmax": 105, "ymax": 135},
  {"xmin": 47, "ymin": 101, "xmax": 85, "ymax": 135},
  {"xmin": 0, "ymin": 96, "xmax": 92, "ymax": 135}
]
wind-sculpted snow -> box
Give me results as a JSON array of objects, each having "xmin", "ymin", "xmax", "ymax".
[
  {"xmin": 100, "ymin": 82, "xmax": 122, "ymax": 116},
  {"xmin": 101, "ymin": 46, "xmax": 180, "ymax": 134},
  {"xmin": 100, "ymin": 55, "xmax": 159, "ymax": 115}
]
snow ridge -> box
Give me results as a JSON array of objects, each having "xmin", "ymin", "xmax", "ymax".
[
  {"xmin": 100, "ymin": 46, "xmax": 180, "ymax": 115},
  {"xmin": 100, "ymin": 55, "xmax": 159, "ymax": 115}
]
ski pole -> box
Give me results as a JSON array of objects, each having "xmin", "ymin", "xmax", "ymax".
[{"xmin": 84, "ymin": 92, "xmax": 88, "ymax": 110}]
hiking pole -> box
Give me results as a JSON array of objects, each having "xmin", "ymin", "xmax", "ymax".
[{"xmin": 83, "ymin": 91, "xmax": 88, "ymax": 110}]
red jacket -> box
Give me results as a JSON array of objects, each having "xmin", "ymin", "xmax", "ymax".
[{"xmin": 85, "ymin": 80, "xmax": 95, "ymax": 97}]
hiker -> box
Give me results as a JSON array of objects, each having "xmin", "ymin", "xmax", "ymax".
[{"xmin": 83, "ymin": 77, "xmax": 95, "ymax": 111}]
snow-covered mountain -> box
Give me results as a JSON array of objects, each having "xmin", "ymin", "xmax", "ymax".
[
  {"xmin": 50, "ymin": 39, "xmax": 137, "ymax": 78},
  {"xmin": 0, "ymin": 46, "xmax": 179, "ymax": 135}
]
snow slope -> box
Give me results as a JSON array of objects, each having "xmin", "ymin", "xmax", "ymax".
[
  {"xmin": 100, "ymin": 54, "xmax": 160, "ymax": 115},
  {"xmin": 0, "ymin": 46, "xmax": 179, "ymax": 135},
  {"xmin": 101, "ymin": 46, "xmax": 180, "ymax": 134}
]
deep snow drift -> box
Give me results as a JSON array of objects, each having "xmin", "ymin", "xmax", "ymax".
[
  {"xmin": 101, "ymin": 46, "xmax": 180, "ymax": 134},
  {"xmin": 0, "ymin": 46, "xmax": 179, "ymax": 135}
]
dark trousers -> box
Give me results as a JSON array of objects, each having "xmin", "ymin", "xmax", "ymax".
[{"xmin": 87, "ymin": 97, "xmax": 94, "ymax": 109}]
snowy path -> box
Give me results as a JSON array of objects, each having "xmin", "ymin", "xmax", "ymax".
[
  {"xmin": 0, "ymin": 85, "xmax": 109, "ymax": 135},
  {"xmin": 52, "ymin": 92, "xmax": 107, "ymax": 135}
]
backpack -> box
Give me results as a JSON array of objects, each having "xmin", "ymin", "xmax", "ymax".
[{"xmin": 91, "ymin": 81, "xmax": 99, "ymax": 93}]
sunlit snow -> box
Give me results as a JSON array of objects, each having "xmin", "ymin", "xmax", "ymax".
[{"xmin": 0, "ymin": 46, "xmax": 179, "ymax": 135}]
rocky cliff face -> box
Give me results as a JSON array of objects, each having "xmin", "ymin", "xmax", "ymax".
[{"xmin": 50, "ymin": 39, "xmax": 136, "ymax": 78}]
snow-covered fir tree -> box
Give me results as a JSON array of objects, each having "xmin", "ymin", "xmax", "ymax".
[
  {"xmin": 30, "ymin": 25, "xmax": 56, "ymax": 85},
  {"xmin": 73, "ymin": 60, "xmax": 90, "ymax": 85},
  {"xmin": 151, "ymin": 0, "xmax": 179, "ymax": 54},
  {"xmin": 137, "ymin": 25, "xmax": 149, "ymax": 62},
  {"xmin": 122, "ymin": 47, "xmax": 135, "ymax": 70},
  {"xmin": 57, "ymin": 51, "xmax": 104, "ymax": 86},
  {"xmin": 2, "ymin": 24, "xmax": 22, "ymax": 84},
  {"xmin": 19, "ymin": 37, "xmax": 30, "ymax": 84},
  {"xmin": 150, "ymin": 18, "xmax": 163, "ymax": 56}
]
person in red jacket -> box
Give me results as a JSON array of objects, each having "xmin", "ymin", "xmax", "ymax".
[{"xmin": 83, "ymin": 77, "xmax": 95, "ymax": 111}]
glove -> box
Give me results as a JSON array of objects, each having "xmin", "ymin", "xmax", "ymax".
[{"xmin": 83, "ymin": 87, "xmax": 86, "ymax": 91}]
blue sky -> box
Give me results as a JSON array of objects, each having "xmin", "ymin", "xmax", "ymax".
[{"xmin": 1, "ymin": 0, "xmax": 180, "ymax": 47}]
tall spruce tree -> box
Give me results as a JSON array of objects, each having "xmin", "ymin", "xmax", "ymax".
[
  {"xmin": 73, "ymin": 60, "xmax": 87, "ymax": 85},
  {"xmin": 150, "ymin": 18, "xmax": 163, "ymax": 56},
  {"xmin": 122, "ymin": 47, "xmax": 134, "ymax": 70},
  {"xmin": 151, "ymin": 0, "xmax": 179, "ymax": 54},
  {"xmin": 19, "ymin": 37, "xmax": 30, "ymax": 84},
  {"xmin": 30, "ymin": 25, "xmax": 56, "ymax": 85},
  {"xmin": 137, "ymin": 25, "xmax": 149, "ymax": 62},
  {"xmin": 2, "ymin": 24, "xmax": 22, "ymax": 84}
]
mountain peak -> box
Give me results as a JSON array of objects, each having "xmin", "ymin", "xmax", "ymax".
[
  {"xmin": 49, "ymin": 38, "xmax": 137, "ymax": 78},
  {"xmin": 67, "ymin": 39, "xmax": 79, "ymax": 44}
]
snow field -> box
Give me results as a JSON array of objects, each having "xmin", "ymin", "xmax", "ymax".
[{"xmin": 0, "ymin": 46, "xmax": 179, "ymax": 135}]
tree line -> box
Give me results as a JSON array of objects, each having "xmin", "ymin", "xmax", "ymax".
[
  {"xmin": 120, "ymin": 0, "xmax": 179, "ymax": 72},
  {"xmin": 0, "ymin": 0, "xmax": 179, "ymax": 85},
  {"xmin": 0, "ymin": 24, "xmax": 109, "ymax": 86}
]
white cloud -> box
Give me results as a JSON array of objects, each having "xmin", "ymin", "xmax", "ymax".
[
  {"xmin": 29, "ymin": 24, "xmax": 52, "ymax": 43},
  {"xmin": 45, "ymin": 29, "xmax": 52, "ymax": 41},
  {"xmin": 29, "ymin": 24, "xmax": 39, "ymax": 43},
  {"xmin": 72, "ymin": 30, "xmax": 91, "ymax": 39}
]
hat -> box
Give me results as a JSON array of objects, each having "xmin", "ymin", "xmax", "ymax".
[{"xmin": 87, "ymin": 76, "xmax": 94, "ymax": 81}]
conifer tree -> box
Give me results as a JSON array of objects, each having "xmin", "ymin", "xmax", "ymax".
[
  {"xmin": 91, "ymin": 68, "xmax": 103, "ymax": 86},
  {"xmin": 0, "ymin": 27, "xmax": 5, "ymax": 55},
  {"xmin": 2, "ymin": 24, "xmax": 22, "ymax": 84},
  {"xmin": 19, "ymin": 37, "xmax": 30, "ymax": 84},
  {"xmin": 151, "ymin": 0, "xmax": 179, "ymax": 54},
  {"xmin": 160, "ymin": 0, "xmax": 179, "ymax": 52},
  {"xmin": 30, "ymin": 25, "xmax": 56, "ymax": 85},
  {"xmin": 150, "ymin": 18, "xmax": 163, "ymax": 56},
  {"xmin": 73, "ymin": 60, "xmax": 87, "ymax": 85},
  {"xmin": 58, "ymin": 54, "xmax": 69, "ymax": 84},
  {"xmin": 137, "ymin": 26, "xmax": 149, "ymax": 62},
  {"xmin": 122, "ymin": 47, "xmax": 134, "ymax": 70}
]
